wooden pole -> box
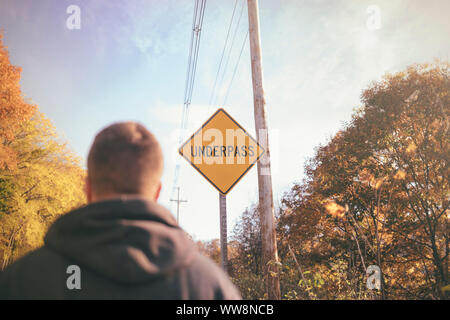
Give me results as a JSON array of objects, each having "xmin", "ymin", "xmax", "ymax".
[
  {"xmin": 219, "ymin": 193, "xmax": 228, "ymax": 272},
  {"xmin": 170, "ymin": 187, "xmax": 187, "ymax": 224},
  {"xmin": 247, "ymin": 0, "xmax": 281, "ymax": 299}
]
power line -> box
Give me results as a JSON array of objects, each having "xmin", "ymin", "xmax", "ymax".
[
  {"xmin": 181, "ymin": 0, "xmax": 207, "ymax": 134},
  {"xmin": 171, "ymin": 0, "xmax": 207, "ymax": 206},
  {"xmin": 222, "ymin": 30, "xmax": 248, "ymax": 107},
  {"xmin": 208, "ymin": 0, "xmax": 239, "ymax": 107},
  {"xmin": 183, "ymin": 0, "xmax": 199, "ymax": 107},
  {"xmin": 186, "ymin": 0, "xmax": 207, "ymax": 108},
  {"xmin": 211, "ymin": 0, "xmax": 246, "ymax": 109}
]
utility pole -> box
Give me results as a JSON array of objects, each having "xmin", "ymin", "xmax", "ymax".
[
  {"xmin": 219, "ymin": 193, "xmax": 228, "ymax": 272},
  {"xmin": 247, "ymin": 0, "xmax": 281, "ymax": 299},
  {"xmin": 170, "ymin": 187, "xmax": 187, "ymax": 224}
]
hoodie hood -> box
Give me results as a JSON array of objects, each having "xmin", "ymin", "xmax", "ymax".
[{"xmin": 45, "ymin": 197, "xmax": 195, "ymax": 285}]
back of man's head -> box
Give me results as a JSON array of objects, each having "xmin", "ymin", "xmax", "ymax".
[{"xmin": 87, "ymin": 122, "xmax": 163, "ymax": 201}]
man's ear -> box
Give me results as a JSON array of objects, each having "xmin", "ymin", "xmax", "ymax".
[
  {"xmin": 154, "ymin": 182, "xmax": 162, "ymax": 202},
  {"xmin": 85, "ymin": 176, "xmax": 92, "ymax": 204}
]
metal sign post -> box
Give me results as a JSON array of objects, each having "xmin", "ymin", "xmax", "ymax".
[{"xmin": 219, "ymin": 193, "xmax": 228, "ymax": 272}]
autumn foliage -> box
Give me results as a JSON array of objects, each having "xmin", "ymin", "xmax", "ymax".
[
  {"xmin": 205, "ymin": 62, "xmax": 449, "ymax": 300},
  {"xmin": 0, "ymin": 34, "xmax": 36, "ymax": 170},
  {"xmin": 0, "ymin": 35, "xmax": 86, "ymax": 268}
]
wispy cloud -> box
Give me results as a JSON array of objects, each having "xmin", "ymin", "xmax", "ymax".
[{"xmin": 1, "ymin": 0, "xmax": 448, "ymax": 240}]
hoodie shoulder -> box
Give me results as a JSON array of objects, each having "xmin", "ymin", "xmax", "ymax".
[
  {"xmin": 0, "ymin": 247, "xmax": 69, "ymax": 299},
  {"xmin": 0, "ymin": 199, "xmax": 242, "ymax": 300},
  {"xmin": 184, "ymin": 252, "xmax": 242, "ymax": 300}
]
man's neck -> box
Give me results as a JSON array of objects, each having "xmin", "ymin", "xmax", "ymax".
[{"xmin": 89, "ymin": 193, "xmax": 155, "ymax": 204}]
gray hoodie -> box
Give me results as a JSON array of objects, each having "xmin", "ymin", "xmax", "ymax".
[{"xmin": 0, "ymin": 197, "xmax": 241, "ymax": 300}]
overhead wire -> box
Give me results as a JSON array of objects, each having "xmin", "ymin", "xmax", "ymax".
[
  {"xmin": 182, "ymin": 0, "xmax": 207, "ymax": 134},
  {"xmin": 171, "ymin": 0, "xmax": 207, "ymax": 207},
  {"xmin": 211, "ymin": 0, "xmax": 246, "ymax": 109},
  {"xmin": 208, "ymin": 0, "xmax": 239, "ymax": 107},
  {"xmin": 172, "ymin": 0, "xmax": 249, "ymax": 205},
  {"xmin": 222, "ymin": 30, "xmax": 248, "ymax": 107}
]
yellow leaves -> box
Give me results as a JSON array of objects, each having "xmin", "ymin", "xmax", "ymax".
[
  {"xmin": 381, "ymin": 232, "xmax": 393, "ymax": 246},
  {"xmin": 324, "ymin": 201, "xmax": 347, "ymax": 218},
  {"xmin": 441, "ymin": 285, "xmax": 450, "ymax": 293},
  {"xmin": 274, "ymin": 62, "xmax": 450, "ymax": 299},
  {"xmin": 394, "ymin": 169, "xmax": 406, "ymax": 180},
  {"xmin": 0, "ymin": 107, "xmax": 86, "ymax": 266},
  {"xmin": 374, "ymin": 177, "xmax": 385, "ymax": 190},
  {"xmin": 406, "ymin": 142, "xmax": 417, "ymax": 153}
]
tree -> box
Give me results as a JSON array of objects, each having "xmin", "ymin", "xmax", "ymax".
[
  {"xmin": 0, "ymin": 36, "xmax": 86, "ymax": 268},
  {"xmin": 228, "ymin": 205, "xmax": 266, "ymax": 299},
  {"xmin": 0, "ymin": 111, "xmax": 86, "ymax": 268},
  {"xmin": 0, "ymin": 33, "xmax": 35, "ymax": 170},
  {"xmin": 279, "ymin": 62, "xmax": 449, "ymax": 299},
  {"xmin": 231, "ymin": 205, "xmax": 263, "ymax": 275},
  {"xmin": 196, "ymin": 239, "xmax": 221, "ymax": 266},
  {"xmin": 355, "ymin": 62, "xmax": 449, "ymax": 298}
]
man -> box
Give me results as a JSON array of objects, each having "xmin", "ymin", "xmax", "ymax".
[{"xmin": 0, "ymin": 122, "xmax": 241, "ymax": 299}]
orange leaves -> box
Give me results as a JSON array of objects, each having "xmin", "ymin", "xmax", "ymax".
[
  {"xmin": 276, "ymin": 62, "xmax": 450, "ymax": 299},
  {"xmin": 374, "ymin": 177, "xmax": 385, "ymax": 190},
  {"xmin": 405, "ymin": 142, "xmax": 417, "ymax": 154},
  {"xmin": 0, "ymin": 33, "xmax": 36, "ymax": 169},
  {"xmin": 0, "ymin": 145, "xmax": 17, "ymax": 170},
  {"xmin": 394, "ymin": 169, "xmax": 406, "ymax": 180},
  {"xmin": 407, "ymin": 267, "xmax": 415, "ymax": 274},
  {"xmin": 324, "ymin": 201, "xmax": 346, "ymax": 218}
]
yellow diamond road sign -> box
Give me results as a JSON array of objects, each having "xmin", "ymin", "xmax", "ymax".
[{"xmin": 179, "ymin": 108, "xmax": 265, "ymax": 195}]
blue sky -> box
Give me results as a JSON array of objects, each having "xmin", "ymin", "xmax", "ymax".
[{"xmin": 1, "ymin": 0, "xmax": 449, "ymax": 240}]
